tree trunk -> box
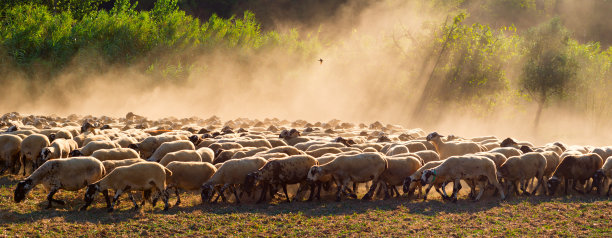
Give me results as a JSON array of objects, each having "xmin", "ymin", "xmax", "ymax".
[{"xmin": 533, "ymin": 97, "xmax": 545, "ymax": 130}]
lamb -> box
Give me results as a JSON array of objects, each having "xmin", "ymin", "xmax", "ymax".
[
  {"xmin": 128, "ymin": 134, "xmax": 186, "ymax": 160},
  {"xmin": 307, "ymin": 152, "xmax": 387, "ymax": 201},
  {"xmin": 0, "ymin": 134, "xmax": 22, "ymax": 174},
  {"xmin": 147, "ymin": 140, "xmax": 195, "ymax": 162},
  {"xmin": 306, "ymin": 147, "xmax": 343, "ymax": 158},
  {"xmin": 165, "ymin": 161, "xmax": 217, "ymax": 206},
  {"xmin": 378, "ymin": 156, "xmax": 421, "ymax": 199},
  {"xmin": 20, "ymin": 134, "xmax": 51, "ymax": 175},
  {"xmin": 91, "ymin": 148, "xmax": 140, "ymax": 161},
  {"xmin": 201, "ymin": 157, "xmax": 267, "ymax": 204},
  {"xmin": 196, "ymin": 147, "xmax": 215, "ymax": 163},
  {"xmin": 426, "ymin": 132, "xmax": 482, "ymax": 160},
  {"xmin": 14, "ymin": 157, "xmax": 105, "ymax": 209},
  {"xmin": 102, "ymin": 158, "xmax": 146, "ymax": 173},
  {"xmin": 73, "ymin": 141, "xmax": 121, "ymax": 156},
  {"xmin": 159, "ymin": 150, "xmax": 202, "ymax": 166},
  {"xmin": 547, "ymin": 153, "xmax": 603, "ymax": 195},
  {"xmin": 246, "ymin": 155, "xmax": 317, "ymax": 203},
  {"xmin": 421, "ymin": 155, "xmax": 505, "ymax": 201},
  {"xmin": 592, "ymin": 156, "xmax": 612, "ymax": 196},
  {"xmin": 498, "ymin": 153, "xmax": 547, "ymax": 196},
  {"xmin": 81, "ymin": 161, "xmax": 172, "ymax": 212},
  {"xmin": 41, "ymin": 139, "xmax": 78, "ymax": 162}
]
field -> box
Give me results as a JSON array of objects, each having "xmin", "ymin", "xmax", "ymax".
[{"xmin": 1, "ymin": 174, "xmax": 610, "ymax": 237}]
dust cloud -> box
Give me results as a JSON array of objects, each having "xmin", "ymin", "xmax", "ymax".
[{"xmin": 0, "ymin": 0, "xmax": 610, "ymax": 146}]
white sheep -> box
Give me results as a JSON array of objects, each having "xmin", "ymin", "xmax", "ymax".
[
  {"xmin": 196, "ymin": 147, "xmax": 215, "ymax": 163},
  {"xmin": 81, "ymin": 161, "xmax": 172, "ymax": 212},
  {"xmin": 91, "ymin": 148, "xmax": 140, "ymax": 161},
  {"xmin": 421, "ymin": 155, "xmax": 505, "ymax": 202},
  {"xmin": 147, "ymin": 140, "xmax": 195, "ymax": 162},
  {"xmin": 14, "ymin": 157, "xmax": 105, "ymax": 209},
  {"xmin": 378, "ymin": 156, "xmax": 421, "ymax": 199},
  {"xmin": 20, "ymin": 134, "xmax": 51, "ymax": 175},
  {"xmin": 102, "ymin": 158, "xmax": 146, "ymax": 173},
  {"xmin": 73, "ymin": 140, "xmax": 121, "ymax": 156},
  {"xmin": 307, "ymin": 152, "xmax": 387, "ymax": 201},
  {"xmin": 498, "ymin": 152, "xmax": 547, "ymax": 196},
  {"xmin": 0, "ymin": 134, "xmax": 22, "ymax": 174},
  {"xmin": 201, "ymin": 157, "xmax": 267, "ymax": 204},
  {"xmin": 402, "ymin": 161, "xmax": 448, "ymax": 200},
  {"xmin": 165, "ymin": 161, "xmax": 217, "ymax": 206},
  {"xmin": 41, "ymin": 138, "xmax": 78, "ymax": 162},
  {"xmin": 159, "ymin": 150, "xmax": 202, "ymax": 166},
  {"xmin": 426, "ymin": 132, "xmax": 482, "ymax": 160}
]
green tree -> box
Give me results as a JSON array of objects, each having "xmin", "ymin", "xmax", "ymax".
[{"xmin": 520, "ymin": 18, "xmax": 578, "ymax": 128}]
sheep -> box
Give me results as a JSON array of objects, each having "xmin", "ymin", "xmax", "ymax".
[
  {"xmin": 351, "ymin": 143, "xmax": 384, "ymax": 152},
  {"xmin": 547, "ymin": 153, "xmax": 603, "ymax": 195},
  {"xmin": 235, "ymin": 139, "xmax": 273, "ymax": 149},
  {"xmin": 280, "ymin": 129, "xmax": 310, "ymax": 146},
  {"xmin": 0, "ymin": 134, "xmax": 22, "ymax": 174},
  {"xmin": 498, "ymin": 153, "xmax": 547, "ymax": 196},
  {"xmin": 306, "ymin": 147, "xmax": 343, "ymax": 158},
  {"xmin": 102, "ymin": 158, "xmax": 146, "ymax": 173},
  {"xmin": 559, "ymin": 150, "xmax": 583, "ymax": 160},
  {"xmin": 402, "ymin": 161, "xmax": 447, "ymax": 200},
  {"xmin": 306, "ymin": 143, "xmax": 346, "ymax": 152},
  {"xmin": 165, "ymin": 161, "xmax": 216, "ymax": 206},
  {"xmin": 405, "ymin": 142, "xmax": 427, "ymax": 152},
  {"xmin": 196, "ymin": 147, "xmax": 215, "ymax": 163},
  {"xmin": 294, "ymin": 141, "xmax": 326, "ymax": 151},
  {"xmin": 489, "ymin": 147, "xmax": 523, "ymax": 158},
  {"xmin": 474, "ymin": 152, "xmax": 507, "ymax": 168},
  {"xmin": 91, "ymin": 148, "xmax": 140, "ymax": 161},
  {"xmin": 255, "ymin": 152, "xmax": 289, "ymax": 160},
  {"xmin": 81, "ymin": 161, "xmax": 172, "ymax": 212},
  {"xmin": 378, "ymin": 156, "xmax": 421, "ymax": 199},
  {"xmin": 481, "ymin": 142, "xmax": 500, "ymax": 151},
  {"xmin": 14, "ymin": 157, "xmax": 105, "ymax": 209},
  {"xmin": 128, "ymin": 135, "xmax": 186, "ymax": 160},
  {"xmin": 159, "ymin": 150, "xmax": 202, "ymax": 166},
  {"xmin": 421, "ymin": 155, "xmax": 505, "ymax": 202},
  {"xmin": 73, "ymin": 141, "xmax": 121, "ymax": 157},
  {"xmin": 385, "ymin": 145, "xmax": 409, "ymax": 156},
  {"xmin": 20, "ymin": 134, "xmax": 50, "ymax": 175},
  {"xmin": 591, "ymin": 147, "xmax": 612, "ymax": 163},
  {"xmin": 113, "ymin": 136, "xmax": 138, "ymax": 148},
  {"xmin": 81, "ymin": 135, "xmax": 111, "ymax": 147},
  {"xmin": 213, "ymin": 148, "xmax": 249, "ymax": 164},
  {"xmin": 307, "ymin": 152, "xmax": 387, "ymax": 201},
  {"xmin": 500, "ymin": 138, "xmax": 534, "ymax": 149},
  {"xmin": 207, "ymin": 142, "xmax": 243, "ymax": 154},
  {"xmin": 231, "ymin": 147, "xmax": 269, "ymax": 159},
  {"xmin": 540, "ymin": 151, "xmax": 561, "ymax": 179},
  {"xmin": 267, "ymin": 139, "xmax": 288, "ymax": 148},
  {"xmin": 201, "ymin": 157, "xmax": 267, "ymax": 204},
  {"xmin": 426, "ymin": 132, "xmax": 482, "ymax": 160},
  {"xmin": 246, "ymin": 155, "xmax": 317, "ymax": 203},
  {"xmin": 592, "ymin": 156, "xmax": 612, "ymax": 196},
  {"xmin": 413, "ymin": 150, "xmax": 441, "ymax": 164},
  {"xmin": 41, "ymin": 139, "xmax": 78, "ymax": 162},
  {"xmin": 264, "ymin": 146, "xmax": 304, "ymax": 156},
  {"xmin": 147, "ymin": 140, "xmax": 195, "ymax": 162}
]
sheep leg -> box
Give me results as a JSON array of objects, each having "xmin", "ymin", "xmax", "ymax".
[
  {"xmin": 173, "ymin": 188, "xmax": 181, "ymax": 207},
  {"xmin": 451, "ymin": 179, "xmax": 461, "ymax": 203},
  {"xmin": 45, "ymin": 188, "xmax": 62, "ymax": 209},
  {"xmin": 352, "ymin": 183, "xmax": 358, "ymax": 195},
  {"xmin": 281, "ymin": 184, "xmax": 291, "ymax": 203},
  {"xmin": 423, "ymin": 184, "xmax": 433, "ymax": 201},
  {"xmin": 306, "ymin": 182, "xmax": 317, "ymax": 202},
  {"xmin": 467, "ymin": 180, "xmax": 477, "ymax": 200},
  {"xmin": 531, "ymin": 176, "xmax": 544, "ymax": 196},
  {"xmin": 572, "ymin": 180, "xmax": 586, "ymax": 194},
  {"xmin": 257, "ymin": 183, "xmax": 268, "ymax": 204},
  {"xmin": 161, "ymin": 190, "xmax": 170, "ymax": 211},
  {"xmin": 392, "ymin": 186, "xmax": 400, "ymax": 197},
  {"xmin": 102, "ymin": 190, "xmax": 111, "ymax": 209},
  {"xmin": 219, "ymin": 185, "xmax": 229, "ymax": 203},
  {"xmin": 109, "ymin": 189, "xmax": 124, "ymax": 212},
  {"xmin": 142, "ymin": 189, "xmax": 152, "ymax": 206},
  {"xmin": 128, "ymin": 192, "xmax": 140, "ymax": 211},
  {"xmin": 520, "ymin": 179, "xmax": 530, "ymax": 196},
  {"xmin": 474, "ymin": 181, "xmax": 486, "ymax": 201},
  {"xmin": 607, "ymin": 183, "xmax": 612, "ymax": 197},
  {"xmin": 335, "ymin": 184, "xmax": 344, "ymax": 202},
  {"xmin": 489, "ymin": 177, "xmax": 505, "ymax": 200},
  {"xmin": 564, "ymin": 178, "xmax": 570, "ymax": 195},
  {"xmin": 362, "ymin": 180, "xmax": 379, "ymax": 200}
]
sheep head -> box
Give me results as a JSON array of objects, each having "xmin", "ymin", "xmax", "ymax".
[
  {"xmin": 592, "ymin": 169, "xmax": 605, "ymax": 194},
  {"xmin": 14, "ymin": 179, "xmax": 34, "ymax": 203},
  {"xmin": 426, "ymin": 132, "xmax": 442, "ymax": 142},
  {"xmin": 40, "ymin": 148, "xmax": 52, "ymax": 162},
  {"xmin": 288, "ymin": 129, "xmax": 301, "ymax": 138},
  {"xmin": 47, "ymin": 133, "xmax": 56, "ymax": 142},
  {"xmin": 421, "ymin": 169, "xmax": 437, "ymax": 185},
  {"xmin": 69, "ymin": 150, "xmax": 83, "ymax": 157},
  {"xmin": 83, "ymin": 183, "xmax": 100, "ymax": 206},
  {"xmin": 519, "ymin": 146, "xmax": 533, "ymax": 153},
  {"xmin": 402, "ymin": 177, "xmax": 414, "ymax": 194},
  {"xmin": 201, "ymin": 183, "xmax": 215, "ymax": 202},
  {"xmin": 81, "ymin": 121, "xmax": 95, "ymax": 133},
  {"xmin": 547, "ymin": 176, "xmax": 561, "ymax": 195},
  {"xmin": 500, "ymin": 138, "xmax": 518, "ymax": 148},
  {"xmin": 243, "ymin": 171, "xmax": 261, "ymax": 194},
  {"xmin": 307, "ymin": 166, "xmax": 324, "ymax": 181}
]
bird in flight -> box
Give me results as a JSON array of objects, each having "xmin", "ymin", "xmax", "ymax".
[{"xmin": 318, "ymin": 58, "xmax": 323, "ymax": 64}]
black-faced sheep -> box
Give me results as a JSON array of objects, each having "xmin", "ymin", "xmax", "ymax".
[
  {"xmin": 547, "ymin": 153, "xmax": 603, "ymax": 195},
  {"xmin": 426, "ymin": 132, "xmax": 482, "ymax": 160},
  {"xmin": 165, "ymin": 161, "xmax": 217, "ymax": 206},
  {"xmin": 14, "ymin": 157, "xmax": 105, "ymax": 209},
  {"xmin": 421, "ymin": 155, "xmax": 505, "ymax": 202},
  {"xmin": 592, "ymin": 157, "xmax": 612, "ymax": 196},
  {"xmin": 73, "ymin": 140, "xmax": 121, "ymax": 157},
  {"xmin": 82, "ymin": 162, "xmax": 172, "ymax": 212},
  {"xmin": 0, "ymin": 134, "xmax": 22, "ymax": 174},
  {"xmin": 307, "ymin": 152, "xmax": 387, "ymax": 201},
  {"xmin": 201, "ymin": 157, "xmax": 267, "ymax": 204},
  {"xmin": 41, "ymin": 139, "xmax": 78, "ymax": 162}
]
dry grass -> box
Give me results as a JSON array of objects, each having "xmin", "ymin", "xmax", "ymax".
[{"xmin": 1, "ymin": 174, "xmax": 611, "ymax": 237}]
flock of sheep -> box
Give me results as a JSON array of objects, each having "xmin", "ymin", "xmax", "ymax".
[{"xmin": 1, "ymin": 112, "xmax": 611, "ymax": 213}]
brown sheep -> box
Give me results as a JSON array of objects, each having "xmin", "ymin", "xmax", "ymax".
[
  {"xmin": 246, "ymin": 155, "xmax": 317, "ymax": 203},
  {"xmin": 547, "ymin": 153, "xmax": 603, "ymax": 195}
]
